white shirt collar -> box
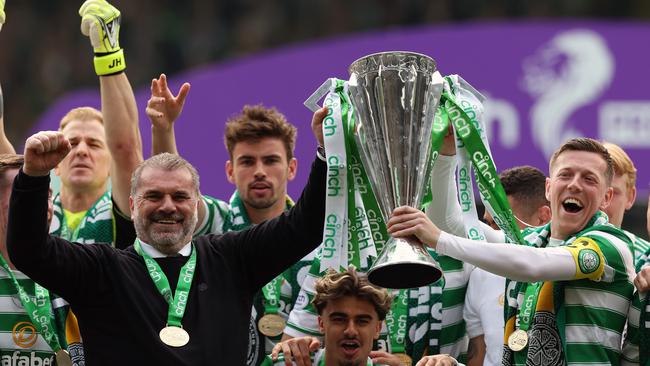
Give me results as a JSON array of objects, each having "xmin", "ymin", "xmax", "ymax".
[
  {"xmin": 548, "ymin": 237, "xmax": 564, "ymax": 248},
  {"xmin": 138, "ymin": 240, "xmax": 192, "ymax": 258}
]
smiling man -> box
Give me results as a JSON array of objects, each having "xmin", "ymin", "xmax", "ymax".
[
  {"xmin": 7, "ymin": 106, "xmax": 327, "ymax": 365},
  {"xmin": 265, "ymin": 268, "xmax": 394, "ymax": 366},
  {"xmin": 147, "ymin": 87, "xmax": 316, "ymax": 364},
  {"xmin": 402, "ymin": 137, "xmax": 635, "ymax": 366}
]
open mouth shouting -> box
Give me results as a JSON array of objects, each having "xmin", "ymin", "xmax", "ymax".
[
  {"xmin": 339, "ymin": 339, "xmax": 361, "ymax": 358},
  {"xmin": 562, "ymin": 197, "xmax": 584, "ymax": 214}
]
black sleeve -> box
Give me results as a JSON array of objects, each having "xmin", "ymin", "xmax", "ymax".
[
  {"xmin": 112, "ymin": 197, "xmax": 136, "ymax": 250},
  {"xmin": 7, "ymin": 170, "xmax": 112, "ymax": 303},
  {"xmin": 214, "ymin": 157, "xmax": 326, "ymax": 293}
]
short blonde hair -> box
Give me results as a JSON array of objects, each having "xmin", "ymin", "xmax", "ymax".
[
  {"xmin": 603, "ymin": 142, "xmax": 636, "ymax": 191},
  {"xmin": 59, "ymin": 107, "xmax": 103, "ymax": 131}
]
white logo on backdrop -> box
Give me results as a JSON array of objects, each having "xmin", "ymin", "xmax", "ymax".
[
  {"xmin": 521, "ymin": 29, "xmax": 615, "ymax": 157},
  {"xmin": 482, "ymin": 92, "xmax": 520, "ymax": 149}
]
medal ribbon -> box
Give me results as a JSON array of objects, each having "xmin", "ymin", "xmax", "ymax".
[
  {"xmin": 261, "ymin": 276, "xmax": 283, "ymax": 315},
  {"xmin": 517, "ymin": 282, "xmax": 542, "ymax": 334},
  {"xmin": 134, "ymin": 239, "xmax": 197, "ymax": 328},
  {"xmin": 386, "ymin": 289, "xmax": 409, "ymax": 354},
  {"xmin": 0, "ymin": 256, "xmax": 63, "ymax": 353}
]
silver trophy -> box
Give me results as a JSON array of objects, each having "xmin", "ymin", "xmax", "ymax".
[{"xmin": 348, "ymin": 51, "xmax": 444, "ymax": 289}]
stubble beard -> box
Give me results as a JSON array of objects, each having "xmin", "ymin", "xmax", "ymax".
[{"xmin": 134, "ymin": 213, "xmax": 198, "ymax": 255}]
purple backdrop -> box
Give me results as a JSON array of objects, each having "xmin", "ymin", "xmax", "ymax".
[{"xmin": 34, "ymin": 21, "xmax": 650, "ymax": 200}]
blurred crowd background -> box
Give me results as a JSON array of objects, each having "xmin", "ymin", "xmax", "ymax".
[
  {"xmin": 2, "ymin": 0, "xmax": 650, "ymax": 141},
  {"xmin": 1, "ymin": 0, "xmax": 649, "ymax": 234}
]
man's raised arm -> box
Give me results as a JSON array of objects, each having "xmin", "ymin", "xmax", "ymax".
[
  {"xmin": 146, "ymin": 73, "xmax": 190, "ymax": 156},
  {"xmin": 79, "ymin": 0, "xmax": 143, "ymax": 215}
]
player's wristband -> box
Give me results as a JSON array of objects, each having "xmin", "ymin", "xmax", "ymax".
[{"xmin": 93, "ymin": 49, "xmax": 126, "ymax": 76}]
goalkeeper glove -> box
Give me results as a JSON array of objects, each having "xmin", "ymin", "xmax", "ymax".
[
  {"xmin": 79, "ymin": 0, "xmax": 126, "ymax": 76},
  {"xmin": 0, "ymin": 0, "xmax": 6, "ymax": 33}
]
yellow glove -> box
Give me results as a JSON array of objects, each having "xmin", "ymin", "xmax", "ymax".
[
  {"xmin": 79, "ymin": 0, "xmax": 125, "ymax": 76},
  {"xmin": 0, "ymin": 0, "xmax": 6, "ymax": 33}
]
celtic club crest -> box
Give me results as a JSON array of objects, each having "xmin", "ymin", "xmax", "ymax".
[{"xmin": 526, "ymin": 311, "xmax": 564, "ymax": 366}]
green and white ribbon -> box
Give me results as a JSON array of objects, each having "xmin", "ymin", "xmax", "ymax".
[
  {"xmin": 386, "ymin": 289, "xmax": 409, "ymax": 354},
  {"xmin": 444, "ymin": 76, "xmax": 487, "ymax": 242},
  {"xmin": 261, "ymin": 276, "xmax": 283, "ymax": 316},
  {"xmin": 343, "ymin": 86, "xmax": 378, "ymax": 269},
  {"xmin": 307, "ymin": 78, "xmax": 385, "ymax": 272},
  {"xmin": 321, "ymin": 81, "xmax": 349, "ymax": 271},
  {"xmin": 134, "ymin": 240, "xmax": 196, "ymax": 328},
  {"xmin": 518, "ymin": 282, "xmax": 542, "ymax": 333},
  {"xmin": 0, "ymin": 256, "xmax": 64, "ymax": 354},
  {"xmin": 442, "ymin": 75, "xmax": 524, "ymax": 245}
]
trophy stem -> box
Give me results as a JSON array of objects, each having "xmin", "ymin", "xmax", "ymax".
[{"xmin": 367, "ymin": 236, "xmax": 442, "ymax": 289}]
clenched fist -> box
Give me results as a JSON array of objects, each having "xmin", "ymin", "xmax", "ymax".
[{"xmin": 23, "ymin": 131, "xmax": 71, "ymax": 177}]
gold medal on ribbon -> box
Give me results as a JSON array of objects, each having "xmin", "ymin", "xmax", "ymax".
[
  {"xmin": 507, "ymin": 329, "xmax": 528, "ymax": 352},
  {"xmin": 258, "ymin": 314, "xmax": 286, "ymax": 337},
  {"xmin": 159, "ymin": 326, "xmax": 190, "ymax": 347},
  {"xmin": 55, "ymin": 349, "xmax": 73, "ymax": 366},
  {"xmin": 394, "ymin": 353, "xmax": 412, "ymax": 366}
]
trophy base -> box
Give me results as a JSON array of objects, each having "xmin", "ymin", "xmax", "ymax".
[{"xmin": 367, "ymin": 236, "xmax": 443, "ymax": 289}]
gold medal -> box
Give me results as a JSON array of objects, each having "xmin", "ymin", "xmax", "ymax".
[
  {"xmin": 394, "ymin": 353, "xmax": 412, "ymax": 366},
  {"xmin": 55, "ymin": 349, "xmax": 73, "ymax": 366},
  {"xmin": 257, "ymin": 314, "xmax": 286, "ymax": 337},
  {"xmin": 159, "ymin": 326, "xmax": 190, "ymax": 347},
  {"xmin": 507, "ymin": 329, "xmax": 528, "ymax": 352}
]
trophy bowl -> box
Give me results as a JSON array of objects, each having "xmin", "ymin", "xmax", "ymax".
[{"xmin": 348, "ymin": 51, "xmax": 444, "ymax": 289}]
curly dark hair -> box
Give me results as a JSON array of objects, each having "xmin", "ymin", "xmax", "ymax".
[{"xmin": 312, "ymin": 267, "xmax": 393, "ymax": 321}]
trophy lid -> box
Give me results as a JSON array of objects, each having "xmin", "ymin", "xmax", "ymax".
[{"xmin": 348, "ymin": 51, "xmax": 437, "ymax": 77}]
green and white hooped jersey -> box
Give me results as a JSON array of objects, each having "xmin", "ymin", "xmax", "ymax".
[
  {"xmin": 0, "ymin": 268, "xmax": 56, "ymax": 364},
  {"xmin": 622, "ymin": 245, "xmax": 650, "ymax": 366},
  {"xmin": 625, "ymin": 229, "xmax": 650, "ymax": 269},
  {"xmin": 193, "ymin": 194, "xmax": 231, "ymax": 236},
  {"xmin": 285, "ymin": 249, "xmax": 472, "ymax": 361},
  {"xmin": 504, "ymin": 218, "xmax": 636, "ymax": 366}
]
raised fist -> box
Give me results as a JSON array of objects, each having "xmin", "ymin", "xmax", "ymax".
[
  {"xmin": 23, "ymin": 131, "xmax": 71, "ymax": 177},
  {"xmin": 79, "ymin": 0, "xmax": 121, "ymax": 54},
  {"xmin": 79, "ymin": 0, "xmax": 125, "ymax": 75}
]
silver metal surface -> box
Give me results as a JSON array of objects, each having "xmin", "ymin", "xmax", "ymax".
[
  {"xmin": 368, "ymin": 237, "xmax": 443, "ymax": 289},
  {"xmin": 348, "ymin": 51, "xmax": 444, "ymax": 289}
]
